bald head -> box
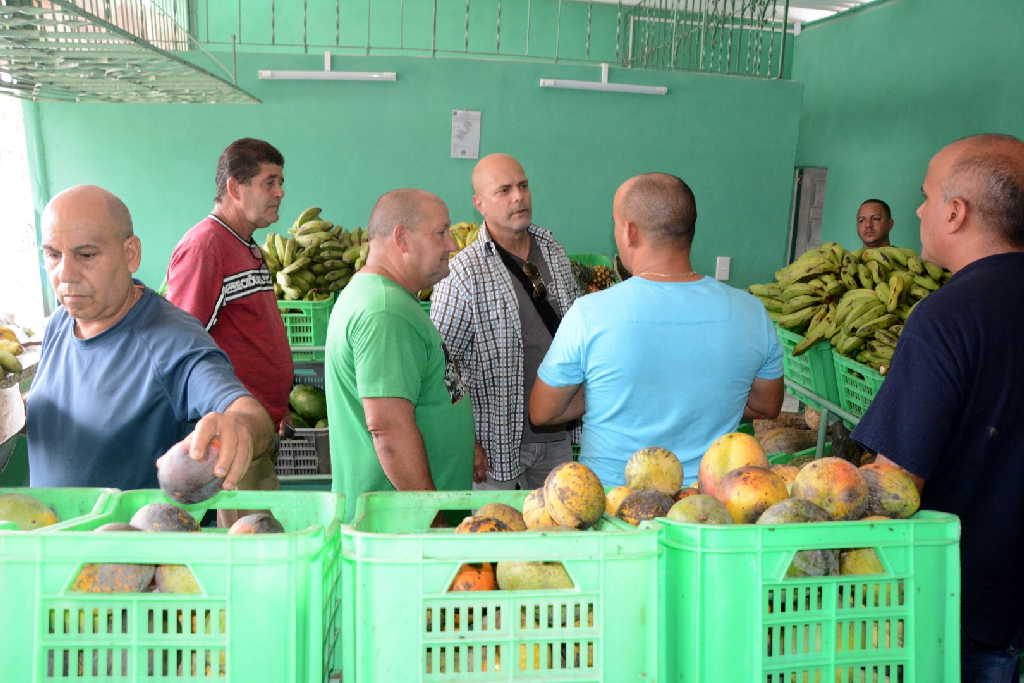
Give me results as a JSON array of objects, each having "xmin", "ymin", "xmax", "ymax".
[
  {"xmin": 43, "ymin": 185, "xmax": 134, "ymax": 241},
  {"xmin": 615, "ymin": 173, "xmax": 697, "ymax": 247},
  {"xmin": 472, "ymin": 154, "xmax": 524, "ymax": 194},
  {"xmin": 367, "ymin": 188, "xmax": 444, "ymax": 240},
  {"xmin": 939, "ymin": 134, "xmax": 1024, "ymax": 247}
]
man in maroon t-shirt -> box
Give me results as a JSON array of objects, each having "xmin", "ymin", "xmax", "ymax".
[{"xmin": 167, "ymin": 138, "xmax": 293, "ymax": 525}]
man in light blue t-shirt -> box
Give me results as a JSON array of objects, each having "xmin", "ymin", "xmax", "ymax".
[{"xmin": 530, "ymin": 173, "xmax": 783, "ymax": 486}]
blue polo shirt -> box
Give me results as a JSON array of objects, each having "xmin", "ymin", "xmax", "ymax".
[
  {"xmin": 853, "ymin": 252, "xmax": 1024, "ymax": 649},
  {"xmin": 538, "ymin": 276, "xmax": 782, "ymax": 486},
  {"xmin": 28, "ymin": 285, "xmax": 249, "ymax": 490}
]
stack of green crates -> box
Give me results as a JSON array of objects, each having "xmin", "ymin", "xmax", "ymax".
[
  {"xmin": 341, "ymin": 489, "xmax": 659, "ymax": 681},
  {"xmin": 278, "ymin": 296, "xmax": 335, "ymax": 362},
  {"xmin": 833, "ymin": 351, "xmax": 887, "ymax": 420},
  {"xmin": 0, "ymin": 489, "xmax": 344, "ymax": 682},
  {"xmin": 775, "ymin": 325, "xmax": 840, "ymax": 411}
]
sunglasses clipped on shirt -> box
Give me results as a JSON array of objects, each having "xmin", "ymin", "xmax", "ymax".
[{"xmin": 521, "ymin": 261, "xmax": 548, "ymax": 301}]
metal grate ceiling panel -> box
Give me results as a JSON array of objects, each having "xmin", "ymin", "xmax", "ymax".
[{"xmin": 0, "ymin": 0, "xmax": 258, "ymax": 103}]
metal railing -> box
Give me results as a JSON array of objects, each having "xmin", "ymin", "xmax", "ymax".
[
  {"xmin": 194, "ymin": 0, "xmax": 791, "ymax": 79},
  {"xmin": 0, "ymin": 0, "xmax": 258, "ymax": 102}
]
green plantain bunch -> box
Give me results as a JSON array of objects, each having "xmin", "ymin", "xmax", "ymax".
[
  {"xmin": 262, "ymin": 207, "xmax": 370, "ymax": 301},
  {"xmin": 748, "ymin": 243, "xmax": 950, "ymax": 372}
]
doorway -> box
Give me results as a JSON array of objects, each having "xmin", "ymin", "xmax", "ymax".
[{"xmin": 786, "ymin": 167, "xmax": 828, "ymax": 264}]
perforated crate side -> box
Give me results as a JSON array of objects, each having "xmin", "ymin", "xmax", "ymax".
[
  {"xmin": 0, "ymin": 489, "xmax": 345, "ymax": 683},
  {"xmin": 833, "ymin": 351, "xmax": 886, "ymax": 419},
  {"xmin": 658, "ymin": 511, "xmax": 961, "ymax": 683},
  {"xmin": 341, "ymin": 489, "xmax": 659, "ymax": 681}
]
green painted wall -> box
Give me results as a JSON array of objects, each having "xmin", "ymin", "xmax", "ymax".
[
  {"xmin": 793, "ymin": 0, "xmax": 1024, "ymax": 252},
  {"xmin": 25, "ymin": 52, "xmax": 801, "ymax": 290}
]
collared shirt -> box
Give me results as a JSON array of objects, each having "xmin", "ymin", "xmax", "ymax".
[
  {"xmin": 430, "ymin": 223, "xmax": 579, "ymax": 480},
  {"xmin": 166, "ymin": 215, "xmax": 293, "ymax": 424}
]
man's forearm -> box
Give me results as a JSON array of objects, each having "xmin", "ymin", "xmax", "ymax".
[
  {"xmin": 371, "ymin": 428, "xmax": 436, "ymax": 491},
  {"xmin": 541, "ymin": 387, "xmax": 585, "ymax": 425}
]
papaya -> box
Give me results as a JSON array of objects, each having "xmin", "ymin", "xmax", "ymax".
[
  {"xmin": 616, "ymin": 489, "xmax": 673, "ymax": 526},
  {"xmin": 454, "ymin": 516, "xmax": 510, "ymax": 534},
  {"xmin": 157, "ymin": 441, "xmax": 224, "ymax": 505},
  {"xmin": 474, "ymin": 503, "xmax": 526, "ymax": 531},
  {"xmin": 605, "ymin": 486, "xmax": 633, "ymax": 516},
  {"xmin": 449, "ymin": 562, "xmax": 497, "ymax": 591},
  {"xmin": 624, "ymin": 447, "xmax": 682, "ymax": 495},
  {"xmin": 542, "ymin": 462, "xmax": 605, "ymax": 530},
  {"xmin": 522, "ymin": 488, "xmax": 558, "ymax": 530}
]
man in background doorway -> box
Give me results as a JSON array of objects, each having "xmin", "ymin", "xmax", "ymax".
[{"xmin": 856, "ymin": 198, "xmax": 894, "ymax": 248}]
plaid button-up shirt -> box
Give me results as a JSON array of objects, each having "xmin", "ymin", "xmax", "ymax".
[{"xmin": 430, "ymin": 223, "xmax": 580, "ymax": 480}]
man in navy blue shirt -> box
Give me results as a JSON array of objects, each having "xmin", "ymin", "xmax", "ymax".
[
  {"xmin": 28, "ymin": 185, "xmax": 274, "ymax": 492},
  {"xmin": 852, "ymin": 134, "xmax": 1024, "ymax": 682}
]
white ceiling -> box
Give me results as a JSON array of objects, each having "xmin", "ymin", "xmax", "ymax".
[{"xmin": 786, "ymin": 1, "xmax": 879, "ymax": 24}]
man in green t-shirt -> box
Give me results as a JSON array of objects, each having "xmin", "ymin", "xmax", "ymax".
[{"xmin": 326, "ymin": 188, "xmax": 480, "ymax": 520}]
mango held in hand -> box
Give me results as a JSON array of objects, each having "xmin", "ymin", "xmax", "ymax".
[
  {"xmin": 624, "ymin": 447, "xmax": 683, "ymax": 496},
  {"xmin": 542, "ymin": 462, "xmax": 605, "ymax": 530},
  {"xmin": 158, "ymin": 441, "xmax": 224, "ymax": 505},
  {"xmin": 698, "ymin": 432, "xmax": 768, "ymax": 500}
]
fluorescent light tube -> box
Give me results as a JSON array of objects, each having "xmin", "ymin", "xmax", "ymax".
[
  {"xmin": 258, "ymin": 70, "xmax": 396, "ymax": 81},
  {"xmin": 539, "ymin": 63, "xmax": 666, "ymax": 96},
  {"xmin": 258, "ymin": 51, "xmax": 396, "ymax": 82}
]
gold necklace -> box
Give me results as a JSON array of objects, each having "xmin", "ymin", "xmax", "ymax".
[{"xmin": 637, "ymin": 271, "xmax": 698, "ymax": 279}]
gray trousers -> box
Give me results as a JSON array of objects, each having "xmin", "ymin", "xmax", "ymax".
[{"xmin": 473, "ymin": 438, "xmax": 573, "ymax": 490}]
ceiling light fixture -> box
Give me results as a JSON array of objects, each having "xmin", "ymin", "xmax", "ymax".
[
  {"xmin": 539, "ymin": 63, "xmax": 666, "ymax": 96},
  {"xmin": 259, "ymin": 51, "xmax": 396, "ymax": 82}
]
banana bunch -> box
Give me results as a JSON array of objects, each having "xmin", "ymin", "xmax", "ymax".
[
  {"xmin": 417, "ymin": 221, "xmax": 481, "ymax": 301},
  {"xmin": 0, "ymin": 326, "xmax": 24, "ymax": 374},
  {"xmin": 449, "ymin": 221, "xmax": 480, "ymax": 252},
  {"xmin": 261, "ymin": 207, "xmax": 369, "ymax": 301},
  {"xmin": 749, "ymin": 244, "xmax": 951, "ymax": 372}
]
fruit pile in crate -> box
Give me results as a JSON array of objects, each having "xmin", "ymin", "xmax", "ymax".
[
  {"xmin": 650, "ymin": 431, "xmax": 959, "ymax": 683},
  {"xmin": 261, "ymin": 206, "xmax": 367, "ymax": 301},
  {"xmin": 749, "ymin": 243, "xmax": 950, "ymax": 372},
  {"xmin": 340, "ymin": 461, "xmax": 659, "ymax": 681}
]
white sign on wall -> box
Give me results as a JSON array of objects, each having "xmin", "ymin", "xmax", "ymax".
[{"xmin": 450, "ymin": 109, "xmax": 481, "ymax": 159}]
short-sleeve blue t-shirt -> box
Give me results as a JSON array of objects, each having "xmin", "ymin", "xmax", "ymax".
[
  {"xmin": 537, "ymin": 276, "xmax": 782, "ymax": 486},
  {"xmin": 28, "ymin": 285, "xmax": 249, "ymax": 489}
]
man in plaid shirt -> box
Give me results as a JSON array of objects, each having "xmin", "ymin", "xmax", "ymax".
[{"xmin": 431, "ymin": 154, "xmax": 579, "ymax": 489}]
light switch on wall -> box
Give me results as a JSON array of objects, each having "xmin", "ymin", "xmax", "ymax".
[{"xmin": 715, "ymin": 256, "xmax": 731, "ymax": 281}]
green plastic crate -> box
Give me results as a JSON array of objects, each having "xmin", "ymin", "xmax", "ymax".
[
  {"xmin": 0, "ymin": 489, "xmax": 344, "ymax": 682},
  {"xmin": 767, "ymin": 443, "xmax": 833, "ymax": 465},
  {"xmin": 278, "ymin": 296, "xmax": 335, "ymax": 362},
  {"xmin": 776, "ymin": 325, "xmax": 840, "ymax": 411},
  {"xmin": 657, "ymin": 511, "xmax": 960, "ymax": 682},
  {"xmin": 341, "ymin": 489, "xmax": 659, "ymax": 681},
  {"xmin": 0, "ymin": 487, "xmax": 119, "ymax": 532},
  {"xmin": 833, "ymin": 351, "xmax": 887, "ymax": 420}
]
